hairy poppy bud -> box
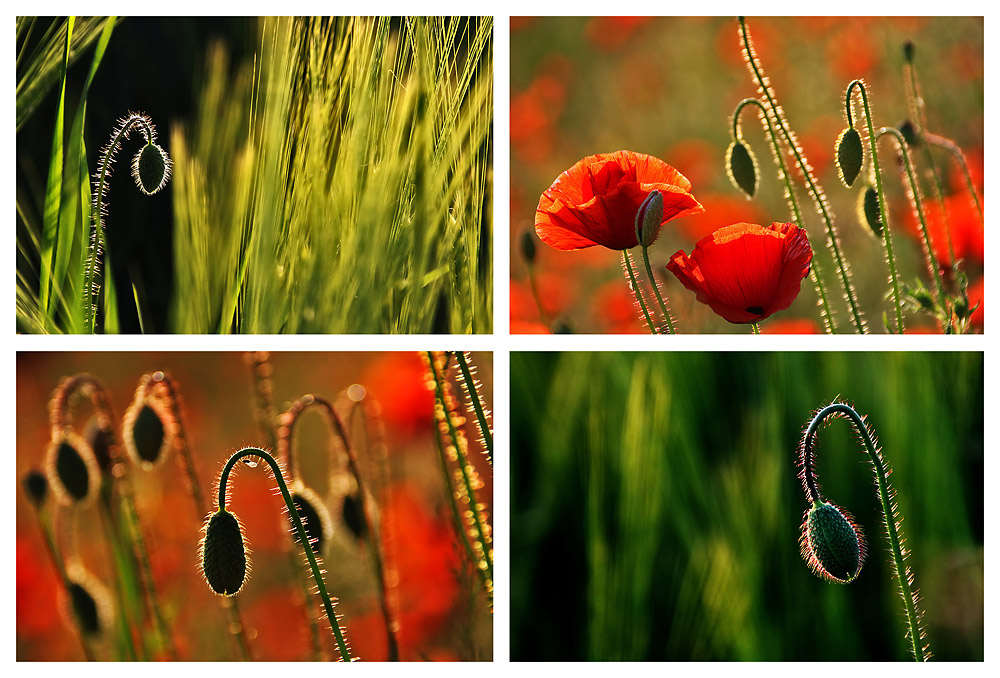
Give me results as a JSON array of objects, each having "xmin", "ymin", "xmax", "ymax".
[
  {"xmin": 836, "ymin": 128, "xmax": 864, "ymax": 187},
  {"xmin": 64, "ymin": 566, "xmax": 113, "ymax": 638},
  {"xmin": 903, "ymin": 40, "xmax": 915, "ymax": 64},
  {"xmin": 342, "ymin": 490, "xmax": 369, "ymax": 541},
  {"xmin": 520, "ymin": 229, "xmax": 537, "ymax": 264},
  {"xmin": 634, "ymin": 190, "xmax": 664, "ymax": 248},
  {"xmin": 46, "ymin": 432, "xmax": 100, "ymax": 507},
  {"xmin": 201, "ymin": 510, "xmax": 249, "ymax": 596},
  {"xmin": 123, "ymin": 400, "xmax": 173, "ymax": 470},
  {"xmin": 22, "ymin": 470, "xmax": 49, "ymax": 507},
  {"xmin": 132, "ymin": 141, "xmax": 172, "ymax": 195},
  {"xmin": 726, "ymin": 140, "xmax": 758, "ymax": 199},
  {"xmin": 899, "ymin": 120, "xmax": 920, "ymax": 148},
  {"xmin": 288, "ymin": 484, "xmax": 333, "ymax": 555},
  {"xmin": 859, "ymin": 185, "xmax": 883, "ymax": 238},
  {"xmin": 802, "ymin": 501, "xmax": 864, "ymax": 583}
]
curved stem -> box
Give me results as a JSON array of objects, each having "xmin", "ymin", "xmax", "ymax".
[
  {"xmin": 925, "ymin": 133, "xmax": 984, "ymax": 224},
  {"xmin": 800, "ymin": 402, "xmax": 926, "ymax": 661},
  {"xmin": 219, "ymin": 447, "xmax": 352, "ymax": 662},
  {"xmin": 847, "ymin": 80, "xmax": 904, "ymax": 333},
  {"xmin": 877, "ymin": 127, "xmax": 949, "ymax": 317},
  {"xmin": 621, "ymin": 249, "xmax": 657, "ymax": 334},
  {"xmin": 641, "ymin": 245, "xmax": 675, "ymax": 333},
  {"xmin": 733, "ymin": 97, "xmax": 836, "ymax": 333},
  {"xmin": 739, "ymin": 17, "xmax": 865, "ymax": 333}
]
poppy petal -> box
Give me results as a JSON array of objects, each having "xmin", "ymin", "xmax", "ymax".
[
  {"xmin": 535, "ymin": 150, "xmax": 703, "ymax": 251},
  {"xmin": 666, "ymin": 222, "xmax": 812, "ymax": 324}
]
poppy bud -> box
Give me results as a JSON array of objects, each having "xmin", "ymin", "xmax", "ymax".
[
  {"xmin": 634, "ymin": 190, "xmax": 664, "ymax": 248},
  {"xmin": 903, "ymin": 40, "xmax": 915, "ymax": 64},
  {"xmin": 520, "ymin": 229, "xmax": 537, "ymax": 264},
  {"xmin": 22, "ymin": 470, "xmax": 48, "ymax": 507},
  {"xmin": 123, "ymin": 400, "xmax": 173, "ymax": 470},
  {"xmin": 954, "ymin": 294, "xmax": 969, "ymax": 320},
  {"xmin": 342, "ymin": 490, "xmax": 368, "ymax": 541},
  {"xmin": 726, "ymin": 140, "xmax": 758, "ymax": 199},
  {"xmin": 836, "ymin": 128, "xmax": 864, "ymax": 187},
  {"xmin": 288, "ymin": 484, "xmax": 333, "ymax": 555},
  {"xmin": 64, "ymin": 567, "xmax": 113, "ymax": 639},
  {"xmin": 859, "ymin": 185, "xmax": 883, "ymax": 238},
  {"xmin": 46, "ymin": 432, "xmax": 100, "ymax": 507},
  {"xmin": 132, "ymin": 141, "xmax": 172, "ymax": 195},
  {"xmin": 201, "ymin": 509, "xmax": 250, "ymax": 596},
  {"xmin": 802, "ymin": 501, "xmax": 864, "ymax": 583},
  {"xmin": 899, "ymin": 120, "xmax": 920, "ymax": 148}
]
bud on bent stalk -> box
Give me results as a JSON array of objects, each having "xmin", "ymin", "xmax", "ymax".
[
  {"xmin": 801, "ymin": 501, "xmax": 865, "ymax": 583},
  {"xmin": 836, "ymin": 127, "xmax": 864, "ymax": 187},
  {"xmin": 726, "ymin": 139, "xmax": 759, "ymax": 199},
  {"xmin": 201, "ymin": 509, "xmax": 249, "ymax": 597}
]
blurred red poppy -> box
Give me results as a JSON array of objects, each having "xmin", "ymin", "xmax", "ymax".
[
  {"xmin": 666, "ymin": 222, "xmax": 813, "ymax": 324},
  {"xmin": 535, "ymin": 151, "xmax": 703, "ymax": 251}
]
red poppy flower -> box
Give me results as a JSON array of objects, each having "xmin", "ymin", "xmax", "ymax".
[
  {"xmin": 535, "ymin": 150, "xmax": 703, "ymax": 251},
  {"xmin": 666, "ymin": 222, "xmax": 813, "ymax": 324}
]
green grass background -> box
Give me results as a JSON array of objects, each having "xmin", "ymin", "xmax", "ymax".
[{"xmin": 511, "ymin": 351, "xmax": 983, "ymax": 660}]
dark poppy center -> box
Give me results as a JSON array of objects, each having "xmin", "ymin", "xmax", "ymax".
[{"xmin": 745, "ymin": 306, "xmax": 765, "ymax": 316}]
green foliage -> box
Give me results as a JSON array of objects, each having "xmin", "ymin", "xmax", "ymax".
[
  {"xmin": 511, "ymin": 352, "xmax": 983, "ymax": 660},
  {"xmin": 171, "ymin": 17, "xmax": 492, "ymax": 333}
]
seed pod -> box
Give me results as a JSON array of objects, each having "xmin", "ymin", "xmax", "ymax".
[
  {"xmin": 132, "ymin": 141, "xmax": 172, "ymax": 195},
  {"xmin": 858, "ymin": 185, "xmax": 883, "ymax": 238},
  {"xmin": 45, "ymin": 431, "xmax": 100, "ymax": 507},
  {"xmin": 801, "ymin": 501, "xmax": 865, "ymax": 583},
  {"xmin": 22, "ymin": 469, "xmax": 49, "ymax": 507},
  {"xmin": 836, "ymin": 127, "xmax": 864, "ymax": 188},
  {"xmin": 726, "ymin": 139, "xmax": 758, "ymax": 199},
  {"xmin": 123, "ymin": 399, "xmax": 173, "ymax": 470},
  {"xmin": 201, "ymin": 509, "xmax": 250, "ymax": 596},
  {"xmin": 288, "ymin": 483, "xmax": 333, "ymax": 555}
]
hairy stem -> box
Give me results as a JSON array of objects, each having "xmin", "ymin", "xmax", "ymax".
[
  {"xmin": 733, "ymin": 97, "xmax": 836, "ymax": 333},
  {"xmin": 800, "ymin": 402, "xmax": 927, "ymax": 661},
  {"xmin": 621, "ymin": 249, "xmax": 657, "ymax": 333},
  {"xmin": 219, "ymin": 447, "xmax": 352, "ymax": 662},
  {"xmin": 739, "ymin": 17, "xmax": 865, "ymax": 333},
  {"xmin": 846, "ymin": 81, "xmax": 904, "ymax": 333}
]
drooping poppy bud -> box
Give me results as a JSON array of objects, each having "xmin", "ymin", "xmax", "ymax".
[
  {"xmin": 836, "ymin": 127, "xmax": 864, "ymax": 188},
  {"xmin": 801, "ymin": 501, "xmax": 865, "ymax": 583},
  {"xmin": 201, "ymin": 509, "xmax": 250, "ymax": 596},
  {"xmin": 726, "ymin": 139, "xmax": 758, "ymax": 199}
]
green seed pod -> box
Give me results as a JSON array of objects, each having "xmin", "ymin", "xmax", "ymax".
[
  {"xmin": 859, "ymin": 185, "xmax": 883, "ymax": 238},
  {"xmin": 726, "ymin": 139, "xmax": 758, "ymax": 199},
  {"xmin": 22, "ymin": 469, "xmax": 49, "ymax": 507},
  {"xmin": 201, "ymin": 509, "xmax": 250, "ymax": 596},
  {"xmin": 123, "ymin": 399, "xmax": 173, "ymax": 470},
  {"xmin": 836, "ymin": 128, "xmax": 864, "ymax": 187},
  {"xmin": 520, "ymin": 229, "xmax": 537, "ymax": 264},
  {"xmin": 801, "ymin": 501, "xmax": 864, "ymax": 583},
  {"xmin": 45, "ymin": 432, "xmax": 100, "ymax": 507},
  {"xmin": 132, "ymin": 141, "xmax": 172, "ymax": 195},
  {"xmin": 288, "ymin": 484, "xmax": 333, "ymax": 555}
]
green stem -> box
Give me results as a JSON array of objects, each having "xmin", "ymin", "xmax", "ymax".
[
  {"xmin": 739, "ymin": 17, "xmax": 865, "ymax": 333},
  {"xmin": 525, "ymin": 263, "xmax": 551, "ymax": 328},
  {"xmin": 877, "ymin": 127, "xmax": 949, "ymax": 318},
  {"xmin": 97, "ymin": 492, "xmax": 139, "ymax": 660},
  {"xmin": 641, "ymin": 244, "xmax": 675, "ymax": 333},
  {"xmin": 84, "ymin": 114, "xmax": 155, "ymax": 333},
  {"xmin": 750, "ymin": 322, "xmax": 760, "ymax": 334},
  {"xmin": 732, "ymin": 97, "xmax": 836, "ymax": 333},
  {"xmin": 621, "ymin": 249, "xmax": 657, "ymax": 334},
  {"xmin": 426, "ymin": 352, "xmax": 494, "ymax": 604},
  {"xmin": 455, "ymin": 351, "xmax": 494, "ymax": 461},
  {"xmin": 801, "ymin": 402, "xmax": 926, "ymax": 661},
  {"xmin": 32, "ymin": 505, "xmax": 96, "ymax": 660},
  {"xmin": 925, "ymin": 133, "xmax": 984, "ymax": 225},
  {"xmin": 846, "ymin": 81, "xmax": 904, "ymax": 333},
  {"xmin": 219, "ymin": 448, "xmax": 352, "ymax": 662}
]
